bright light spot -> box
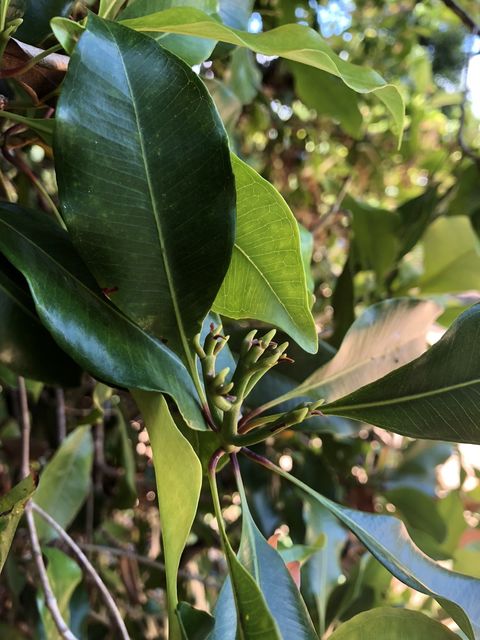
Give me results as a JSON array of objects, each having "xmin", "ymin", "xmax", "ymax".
[
  {"xmin": 248, "ymin": 12, "xmax": 263, "ymax": 34},
  {"xmin": 427, "ymin": 325, "xmax": 446, "ymax": 345},
  {"xmin": 256, "ymin": 53, "xmax": 279, "ymax": 65},
  {"xmin": 279, "ymin": 454, "xmax": 293, "ymax": 471},
  {"xmin": 467, "ymin": 51, "xmax": 480, "ymax": 118},
  {"xmin": 136, "ymin": 442, "xmax": 146, "ymax": 455},
  {"xmin": 30, "ymin": 145, "xmax": 45, "ymax": 162},
  {"xmin": 146, "ymin": 490, "xmax": 156, "ymax": 502},
  {"xmin": 192, "ymin": 64, "xmax": 201, "ymax": 74},
  {"xmin": 339, "ymin": 50, "xmax": 349, "ymax": 61}
]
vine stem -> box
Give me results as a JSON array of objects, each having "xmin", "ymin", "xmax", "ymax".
[
  {"xmin": 31, "ymin": 504, "xmax": 131, "ymax": 640},
  {"xmin": 18, "ymin": 377, "xmax": 78, "ymax": 640}
]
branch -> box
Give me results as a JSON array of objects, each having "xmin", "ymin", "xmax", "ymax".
[
  {"xmin": 18, "ymin": 377, "xmax": 78, "ymax": 640},
  {"xmin": 440, "ymin": 0, "xmax": 479, "ymax": 31},
  {"xmin": 31, "ymin": 504, "xmax": 131, "ymax": 640}
]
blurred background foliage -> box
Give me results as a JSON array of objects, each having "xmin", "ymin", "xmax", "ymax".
[{"xmin": 1, "ymin": 0, "xmax": 480, "ymax": 637}]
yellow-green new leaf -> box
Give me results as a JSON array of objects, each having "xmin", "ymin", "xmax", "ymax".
[
  {"xmin": 329, "ymin": 608, "xmax": 460, "ymax": 639},
  {"xmin": 120, "ymin": 6, "xmax": 405, "ymax": 144},
  {"xmin": 133, "ymin": 392, "xmax": 202, "ymax": 640},
  {"xmin": 0, "ymin": 476, "xmax": 35, "ymax": 573},
  {"xmin": 213, "ymin": 155, "xmax": 318, "ymax": 353}
]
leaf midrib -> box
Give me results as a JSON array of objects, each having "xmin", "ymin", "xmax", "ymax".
[
  {"xmin": 233, "ymin": 243, "xmax": 301, "ymax": 329},
  {"xmin": 324, "ymin": 377, "xmax": 480, "ymax": 414},
  {"xmin": 105, "ymin": 22, "xmax": 195, "ymax": 374}
]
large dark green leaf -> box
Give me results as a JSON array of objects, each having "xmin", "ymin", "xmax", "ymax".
[
  {"xmin": 328, "ymin": 608, "xmax": 460, "ymax": 639},
  {"xmin": 120, "ymin": 7, "xmax": 405, "ymax": 142},
  {"xmin": 176, "ymin": 602, "xmax": 214, "ymax": 640},
  {"xmin": 117, "ymin": 0, "xmax": 218, "ymax": 65},
  {"xmin": 0, "ymin": 203, "xmax": 205, "ymax": 429},
  {"xmin": 323, "ymin": 303, "xmax": 480, "ymax": 444},
  {"xmin": 54, "ymin": 14, "xmax": 235, "ymax": 373},
  {"xmin": 254, "ymin": 457, "xmax": 480, "ymax": 640},
  {"xmin": 239, "ymin": 502, "xmax": 317, "ymax": 639},
  {"xmin": 0, "ymin": 260, "xmax": 80, "ymax": 386},
  {"xmin": 133, "ymin": 392, "xmax": 202, "ymax": 640},
  {"xmin": 213, "ymin": 155, "xmax": 318, "ymax": 353},
  {"xmin": 33, "ymin": 426, "xmax": 93, "ymax": 541},
  {"xmin": 0, "ymin": 476, "xmax": 35, "ymax": 573},
  {"xmin": 15, "ymin": 0, "xmax": 73, "ymax": 45},
  {"xmin": 264, "ymin": 298, "xmax": 441, "ymax": 411}
]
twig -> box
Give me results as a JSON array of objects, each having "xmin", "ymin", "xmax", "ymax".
[
  {"xmin": 18, "ymin": 377, "xmax": 78, "ymax": 640},
  {"xmin": 31, "ymin": 503, "xmax": 131, "ymax": 640},
  {"xmin": 78, "ymin": 542, "xmax": 219, "ymax": 587},
  {"xmin": 440, "ymin": 0, "xmax": 479, "ymax": 31}
]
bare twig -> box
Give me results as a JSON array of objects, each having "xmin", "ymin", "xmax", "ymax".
[
  {"xmin": 440, "ymin": 0, "xmax": 479, "ymax": 31},
  {"xmin": 31, "ymin": 503, "xmax": 131, "ymax": 640},
  {"xmin": 18, "ymin": 377, "xmax": 78, "ymax": 640}
]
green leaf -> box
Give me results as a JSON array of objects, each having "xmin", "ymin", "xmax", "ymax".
[
  {"xmin": 0, "ymin": 203, "xmax": 205, "ymax": 429},
  {"xmin": 0, "ymin": 112, "xmax": 54, "ymax": 145},
  {"xmin": 50, "ymin": 17, "xmax": 84, "ymax": 54},
  {"xmin": 289, "ymin": 63, "xmax": 362, "ymax": 138},
  {"xmin": 303, "ymin": 500, "xmax": 347, "ymax": 635},
  {"xmin": 298, "ymin": 224, "xmax": 314, "ymax": 294},
  {"xmin": 282, "ymin": 298, "xmax": 441, "ymax": 406},
  {"xmin": 235, "ymin": 479, "xmax": 318, "ymax": 639},
  {"xmin": 227, "ymin": 48, "xmax": 261, "ymax": 104},
  {"xmin": 120, "ymin": 7, "xmax": 405, "ymax": 143},
  {"xmin": 176, "ymin": 602, "xmax": 215, "ymax": 640},
  {"xmin": 323, "ymin": 302, "xmax": 480, "ymax": 444},
  {"xmin": 0, "ymin": 260, "xmax": 81, "ymax": 386},
  {"xmin": 396, "ymin": 187, "xmax": 438, "ymax": 259},
  {"xmin": 16, "ymin": 0, "xmax": 74, "ymax": 45},
  {"xmin": 211, "ymin": 464, "xmax": 317, "ymax": 640},
  {"xmin": 33, "ymin": 426, "xmax": 93, "ymax": 541},
  {"xmin": 414, "ymin": 216, "xmax": 480, "ymax": 294},
  {"xmin": 54, "ymin": 14, "xmax": 235, "ymax": 377},
  {"xmin": 133, "ymin": 392, "xmax": 202, "ymax": 640},
  {"xmin": 328, "ymin": 608, "xmax": 460, "ymax": 639},
  {"xmin": 213, "ymin": 155, "xmax": 318, "ymax": 353},
  {"xmin": 346, "ymin": 195, "xmax": 400, "ymax": 282},
  {"xmin": 0, "ymin": 476, "xmax": 35, "ymax": 573},
  {"xmin": 37, "ymin": 548, "xmax": 82, "ymax": 640},
  {"xmin": 266, "ymin": 462, "xmax": 480, "ymax": 640},
  {"xmin": 118, "ymin": 0, "xmax": 218, "ymax": 65}
]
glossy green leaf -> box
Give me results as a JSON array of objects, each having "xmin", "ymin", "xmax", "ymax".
[
  {"xmin": 278, "ymin": 298, "xmax": 441, "ymax": 407},
  {"xmin": 323, "ymin": 303, "xmax": 480, "ymax": 444},
  {"xmin": 0, "ymin": 260, "xmax": 81, "ymax": 386},
  {"xmin": 133, "ymin": 392, "xmax": 202, "ymax": 640},
  {"xmin": 0, "ymin": 203, "xmax": 205, "ymax": 429},
  {"xmin": 118, "ymin": 0, "xmax": 217, "ymax": 65},
  {"xmin": 396, "ymin": 187, "xmax": 438, "ymax": 259},
  {"xmin": 176, "ymin": 602, "xmax": 215, "ymax": 640},
  {"xmin": 121, "ymin": 7, "xmax": 405, "ymax": 142},
  {"xmin": 289, "ymin": 63, "xmax": 362, "ymax": 138},
  {"xmin": 328, "ymin": 608, "xmax": 460, "ymax": 639},
  {"xmin": 213, "ymin": 155, "xmax": 318, "ymax": 353},
  {"xmin": 228, "ymin": 471, "xmax": 318, "ymax": 639},
  {"xmin": 54, "ymin": 14, "xmax": 235, "ymax": 373},
  {"xmin": 265, "ymin": 461, "xmax": 480, "ymax": 640},
  {"xmin": 0, "ymin": 476, "xmax": 35, "ymax": 573},
  {"xmin": 303, "ymin": 500, "xmax": 346, "ymax": 635},
  {"xmin": 414, "ymin": 216, "xmax": 480, "ymax": 294},
  {"xmin": 33, "ymin": 426, "xmax": 93, "ymax": 541},
  {"xmin": 37, "ymin": 548, "xmax": 82, "ymax": 640},
  {"xmin": 16, "ymin": 0, "xmax": 73, "ymax": 44}
]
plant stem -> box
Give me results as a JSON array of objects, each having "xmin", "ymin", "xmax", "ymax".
[
  {"xmin": 31, "ymin": 503, "xmax": 131, "ymax": 640},
  {"xmin": 18, "ymin": 377, "xmax": 78, "ymax": 640},
  {"xmin": 207, "ymin": 449, "xmax": 231, "ymax": 557}
]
